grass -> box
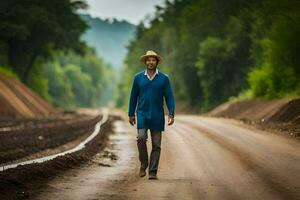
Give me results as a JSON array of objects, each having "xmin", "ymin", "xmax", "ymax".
[
  {"xmin": 228, "ymin": 89, "xmax": 254, "ymax": 103},
  {"xmin": 0, "ymin": 66, "xmax": 18, "ymax": 79}
]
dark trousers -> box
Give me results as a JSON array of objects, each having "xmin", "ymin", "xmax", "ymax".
[{"xmin": 137, "ymin": 128, "xmax": 162, "ymax": 175}]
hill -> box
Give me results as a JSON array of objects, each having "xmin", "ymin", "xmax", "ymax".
[
  {"xmin": 0, "ymin": 74, "xmax": 57, "ymax": 118},
  {"xmin": 80, "ymin": 14, "xmax": 136, "ymax": 69}
]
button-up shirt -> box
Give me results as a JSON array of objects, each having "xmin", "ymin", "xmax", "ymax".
[
  {"xmin": 128, "ymin": 69, "xmax": 175, "ymax": 132},
  {"xmin": 144, "ymin": 68, "xmax": 159, "ymax": 81}
]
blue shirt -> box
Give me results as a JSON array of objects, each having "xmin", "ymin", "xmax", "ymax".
[{"xmin": 128, "ymin": 69, "xmax": 175, "ymax": 132}]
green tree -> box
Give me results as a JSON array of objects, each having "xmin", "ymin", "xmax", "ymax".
[
  {"xmin": 119, "ymin": 0, "xmax": 300, "ymax": 112},
  {"xmin": 44, "ymin": 61, "xmax": 75, "ymax": 108},
  {"xmin": 0, "ymin": 0, "xmax": 87, "ymax": 82},
  {"xmin": 42, "ymin": 47, "xmax": 114, "ymax": 108},
  {"xmin": 248, "ymin": 0, "xmax": 300, "ymax": 98}
]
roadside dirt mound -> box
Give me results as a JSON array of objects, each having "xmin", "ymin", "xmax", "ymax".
[
  {"xmin": 208, "ymin": 98, "xmax": 300, "ymax": 137},
  {"xmin": 268, "ymin": 98, "xmax": 300, "ymax": 123},
  {"xmin": 0, "ymin": 74, "xmax": 57, "ymax": 117},
  {"xmin": 207, "ymin": 98, "xmax": 291, "ymax": 121}
]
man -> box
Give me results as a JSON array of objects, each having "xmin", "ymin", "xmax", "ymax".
[{"xmin": 128, "ymin": 50, "xmax": 175, "ymax": 180}]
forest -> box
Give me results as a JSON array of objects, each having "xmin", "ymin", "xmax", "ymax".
[
  {"xmin": 117, "ymin": 0, "xmax": 300, "ymax": 112},
  {"xmin": 0, "ymin": 0, "xmax": 114, "ymax": 108},
  {"xmin": 0, "ymin": 0, "xmax": 299, "ymax": 112}
]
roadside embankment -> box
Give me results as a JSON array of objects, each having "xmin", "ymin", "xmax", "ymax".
[{"xmin": 207, "ymin": 98, "xmax": 300, "ymax": 138}]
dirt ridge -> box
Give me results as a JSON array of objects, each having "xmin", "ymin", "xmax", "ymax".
[
  {"xmin": 0, "ymin": 74, "xmax": 57, "ymax": 118},
  {"xmin": 207, "ymin": 98, "xmax": 300, "ymax": 137}
]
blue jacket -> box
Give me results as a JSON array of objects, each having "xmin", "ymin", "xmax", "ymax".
[{"xmin": 128, "ymin": 69, "xmax": 175, "ymax": 132}]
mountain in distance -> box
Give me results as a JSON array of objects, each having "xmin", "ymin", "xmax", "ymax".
[{"xmin": 80, "ymin": 14, "xmax": 136, "ymax": 69}]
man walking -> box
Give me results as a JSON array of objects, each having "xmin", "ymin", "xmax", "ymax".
[{"xmin": 128, "ymin": 50, "xmax": 175, "ymax": 180}]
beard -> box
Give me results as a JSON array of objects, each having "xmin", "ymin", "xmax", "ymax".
[{"xmin": 146, "ymin": 63, "xmax": 157, "ymax": 69}]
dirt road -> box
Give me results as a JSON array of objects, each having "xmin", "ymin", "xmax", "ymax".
[{"xmin": 33, "ymin": 115, "xmax": 300, "ymax": 200}]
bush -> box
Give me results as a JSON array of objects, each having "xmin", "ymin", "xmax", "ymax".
[{"xmin": 0, "ymin": 66, "xmax": 18, "ymax": 79}]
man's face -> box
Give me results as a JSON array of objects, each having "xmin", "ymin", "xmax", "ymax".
[{"xmin": 145, "ymin": 56, "xmax": 158, "ymax": 70}]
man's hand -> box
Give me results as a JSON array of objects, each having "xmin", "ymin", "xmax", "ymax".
[
  {"xmin": 168, "ymin": 115, "xmax": 174, "ymax": 126},
  {"xmin": 129, "ymin": 116, "xmax": 136, "ymax": 126}
]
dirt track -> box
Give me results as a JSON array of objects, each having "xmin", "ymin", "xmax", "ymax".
[{"xmin": 32, "ymin": 115, "xmax": 300, "ymax": 200}]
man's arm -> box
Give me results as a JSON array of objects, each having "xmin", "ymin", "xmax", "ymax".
[
  {"xmin": 128, "ymin": 76, "xmax": 139, "ymax": 124},
  {"xmin": 164, "ymin": 76, "xmax": 175, "ymax": 125}
]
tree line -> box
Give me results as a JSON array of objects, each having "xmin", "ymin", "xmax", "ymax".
[
  {"xmin": 0, "ymin": 0, "xmax": 113, "ymax": 108},
  {"xmin": 116, "ymin": 0, "xmax": 300, "ymax": 112}
]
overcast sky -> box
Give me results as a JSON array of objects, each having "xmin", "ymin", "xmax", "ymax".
[{"xmin": 84, "ymin": 0, "xmax": 165, "ymax": 25}]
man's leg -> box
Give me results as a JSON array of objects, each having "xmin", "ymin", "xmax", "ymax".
[
  {"xmin": 137, "ymin": 129, "xmax": 149, "ymax": 175},
  {"xmin": 149, "ymin": 130, "xmax": 162, "ymax": 177}
]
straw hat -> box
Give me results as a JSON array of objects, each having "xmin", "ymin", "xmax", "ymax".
[{"xmin": 140, "ymin": 50, "xmax": 163, "ymax": 64}]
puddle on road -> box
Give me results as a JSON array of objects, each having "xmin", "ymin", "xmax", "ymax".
[{"xmin": 113, "ymin": 119, "xmax": 131, "ymax": 133}]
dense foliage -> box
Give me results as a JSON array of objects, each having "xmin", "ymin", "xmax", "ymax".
[
  {"xmin": 117, "ymin": 0, "xmax": 300, "ymax": 112},
  {"xmin": 0, "ymin": 0, "xmax": 87, "ymax": 82},
  {"xmin": 31, "ymin": 48, "xmax": 114, "ymax": 108},
  {"xmin": 0, "ymin": 0, "xmax": 114, "ymax": 108}
]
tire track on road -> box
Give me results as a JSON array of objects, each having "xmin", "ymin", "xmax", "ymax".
[{"xmin": 177, "ymin": 117, "xmax": 300, "ymax": 200}]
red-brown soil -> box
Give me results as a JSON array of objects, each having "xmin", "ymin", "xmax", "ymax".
[
  {"xmin": 0, "ymin": 74, "xmax": 57, "ymax": 118},
  {"xmin": 0, "ymin": 114, "xmax": 101, "ymax": 164},
  {"xmin": 207, "ymin": 98, "xmax": 300, "ymax": 137},
  {"xmin": 0, "ymin": 114, "xmax": 119, "ymax": 200}
]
